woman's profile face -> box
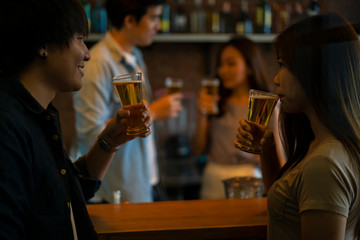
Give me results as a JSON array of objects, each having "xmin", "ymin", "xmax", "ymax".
[
  {"xmin": 217, "ymin": 45, "xmax": 250, "ymax": 90},
  {"xmin": 274, "ymin": 58, "xmax": 310, "ymax": 114}
]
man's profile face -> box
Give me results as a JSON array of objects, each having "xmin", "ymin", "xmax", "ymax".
[{"xmin": 131, "ymin": 5, "xmax": 162, "ymax": 47}]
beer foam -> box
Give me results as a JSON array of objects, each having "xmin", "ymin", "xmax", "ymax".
[
  {"xmin": 166, "ymin": 82, "xmax": 183, "ymax": 87},
  {"xmin": 115, "ymin": 80, "xmax": 142, "ymax": 84},
  {"xmin": 250, "ymin": 95, "xmax": 278, "ymax": 100}
]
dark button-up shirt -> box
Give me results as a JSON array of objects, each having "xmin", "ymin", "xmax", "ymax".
[{"xmin": 0, "ymin": 76, "xmax": 101, "ymax": 239}]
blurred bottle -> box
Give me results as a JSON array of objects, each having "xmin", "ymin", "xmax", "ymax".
[
  {"xmin": 206, "ymin": 0, "xmax": 220, "ymax": 33},
  {"xmin": 307, "ymin": 0, "xmax": 320, "ymax": 16},
  {"xmin": 81, "ymin": 0, "xmax": 92, "ymax": 31},
  {"xmin": 161, "ymin": 3, "xmax": 171, "ymax": 33},
  {"xmin": 272, "ymin": 0, "xmax": 291, "ymax": 33},
  {"xmin": 113, "ymin": 190, "xmax": 121, "ymax": 204},
  {"xmin": 171, "ymin": 0, "xmax": 189, "ymax": 33},
  {"xmin": 219, "ymin": 1, "xmax": 234, "ymax": 33},
  {"xmin": 91, "ymin": 0, "xmax": 107, "ymax": 33},
  {"xmin": 291, "ymin": 0, "xmax": 306, "ymax": 24},
  {"xmin": 255, "ymin": 0, "xmax": 272, "ymax": 34},
  {"xmin": 190, "ymin": 0, "xmax": 206, "ymax": 33},
  {"xmin": 235, "ymin": 0, "xmax": 253, "ymax": 34}
]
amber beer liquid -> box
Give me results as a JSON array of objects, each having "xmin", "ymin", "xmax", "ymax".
[
  {"xmin": 203, "ymin": 84, "xmax": 219, "ymax": 96},
  {"xmin": 238, "ymin": 89, "xmax": 278, "ymax": 154},
  {"xmin": 113, "ymin": 72, "xmax": 149, "ymax": 135},
  {"xmin": 114, "ymin": 80, "xmax": 142, "ymax": 106},
  {"xmin": 166, "ymin": 83, "xmax": 183, "ymax": 94},
  {"xmin": 201, "ymin": 78, "xmax": 220, "ymax": 114},
  {"xmin": 165, "ymin": 78, "xmax": 183, "ymax": 94}
]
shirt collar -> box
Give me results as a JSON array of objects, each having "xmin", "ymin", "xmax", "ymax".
[
  {"xmin": 104, "ymin": 32, "xmax": 137, "ymax": 68},
  {"xmin": 0, "ymin": 75, "xmax": 53, "ymax": 115}
]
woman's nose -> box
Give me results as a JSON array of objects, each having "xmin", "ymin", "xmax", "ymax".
[{"xmin": 273, "ymin": 72, "xmax": 280, "ymax": 86}]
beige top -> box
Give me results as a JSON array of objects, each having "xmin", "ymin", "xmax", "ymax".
[
  {"xmin": 267, "ymin": 140, "xmax": 359, "ymax": 240},
  {"xmin": 208, "ymin": 103, "xmax": 260, "ymax": 165}
]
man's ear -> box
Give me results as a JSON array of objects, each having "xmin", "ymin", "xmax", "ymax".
[
  {"xmin": 39, "ymin": 46, "xmax": 48, "ymax": 59},
  {"xmin": 123, "ymin": 15, "xmax": 137, "ymax": 29}
]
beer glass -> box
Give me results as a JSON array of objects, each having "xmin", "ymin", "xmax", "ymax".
[
  {"xmin": 165, "ymin": 77, "xmax": 183, "ymax": 94},
  {"xmin": 238, "ymin": 89, "xmax": 278, "ymax": 154},
  {"xmin": 112, "ymin": 72, "xmax": 150, "ymax": 136},
  {"xmin": 201, "ymin": 78, "xmax": 220, "ymax": 114}
]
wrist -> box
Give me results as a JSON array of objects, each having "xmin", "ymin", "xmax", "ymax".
[{"xmin": 97, "ymin": 135, "xmax": 120, "ymax": 153}]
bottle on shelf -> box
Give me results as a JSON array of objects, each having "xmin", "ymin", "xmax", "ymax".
[
  {"xmin": 91, "ymin": 0, "xmax": 107, "ymax": 33},
  {"xmin": 290, "ymin": 0, "xmax": 306, "ymax": 24},
  {"xmin": 219, "ymin": 1, "xmax": 234, "ymax": 33},
  {"xmin": 190, "ymin": 0, "xmax": 206, "ymax": 33},
  {"xmin": 255, "ymin": 0, "xmax": 272, "ymax": 34},
  {"xmin": 161, "ymin": 3, "xmax": 171, "ymax": 33},
  {"xmin": 81, "ymin": 0, "xmax": 92, "ymax": 31},
  {"xmin": 235, "ymin": 0, "xmax": 253, "ymax": 34},
  {"xmin": 171, "ymin": 0, "xmax": 189, "ymax": 33},
  {"xmin": 307, "ymin": 0, "xmax": 320, "ymax": 17},
  {"xmin": 206, "ymin": 0, "xmax": 220, "ymax": 33},
  {"xmin": 272, "ymin": 0, "xmax": 291, "ymax": 33}
]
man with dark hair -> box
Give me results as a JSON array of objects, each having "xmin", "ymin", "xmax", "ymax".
[
  {"xmin": 73, "ymin": 0, "xmax": 183, "ymax": 203},
  {"xmin": 0, "ymin": 0, "xmax": 151, "ymax": 238}
]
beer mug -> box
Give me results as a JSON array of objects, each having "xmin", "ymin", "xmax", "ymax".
[
  {"xmin": 165, "ymin": 77, "xmax": 183, "ymax": 94},
  {"xmin": 201, "ymin": 78, "xmax": 220, "ymax": 114},
  {"xmin": 112, "ymin": 72, "xmax": 150, "ymax": 136},
  {"xmin": 238, "ymin": 89, "xmax": 278, "ymax": 154}
]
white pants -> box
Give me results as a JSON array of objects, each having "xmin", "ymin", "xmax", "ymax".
[{"xmin": 200, "ymin": 162, "xmax": 261, "ymax": 200}]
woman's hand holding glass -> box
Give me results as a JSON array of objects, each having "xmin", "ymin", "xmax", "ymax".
[
  {"xmin": 235, "ymin": 119, "xmax": 276, "ymax": 155},
  {"xmin": 197, "ymin": 88, "xmax": 220, "ymax": 115}
]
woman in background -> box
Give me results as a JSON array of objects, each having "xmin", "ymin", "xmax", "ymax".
[
  {"xmin": 193, "ymin": 37, "xmax": 284, "ymax": 199},
  {"xmin": 236, "ymin": 13, "xmax": 360, "ymax": 239}
]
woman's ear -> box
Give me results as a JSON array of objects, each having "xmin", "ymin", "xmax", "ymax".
[{"xmin": 39, "ymin": 46, "xmax": 48, "ymax": 59}]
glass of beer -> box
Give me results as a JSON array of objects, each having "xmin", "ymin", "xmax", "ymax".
[
  {"xmin": 238, "ymin": 89, "xmax": 278, "ymax": 154},
  {"xmin": 112, "ymin": 72, "xmax": 150, "ymax": 136},
  {"xmin": 201, "ymin": 78, "xmax": 220, "ymax": 114},
  {"xmin": 165, "ymin": 77, "xmax": 183, "ymax": 94}
]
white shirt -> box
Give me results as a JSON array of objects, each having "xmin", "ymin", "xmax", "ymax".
[{"xmin": 73, "ymin": 32, "xmax": 159, "ymax": 203}]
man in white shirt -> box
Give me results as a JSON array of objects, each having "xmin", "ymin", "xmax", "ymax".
[{"xmin": 73, "ymin": 0, "xmax": 183, "ymax": 203}]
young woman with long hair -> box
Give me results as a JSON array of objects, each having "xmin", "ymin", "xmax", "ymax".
[{"xmin": 236, "ymin": 12, "xmax": 360, "ymax": 239}]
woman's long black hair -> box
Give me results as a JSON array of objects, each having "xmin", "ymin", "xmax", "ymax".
[{"xmin": 275, "ymin": 12, "xmax": 360, "ymax": 237}]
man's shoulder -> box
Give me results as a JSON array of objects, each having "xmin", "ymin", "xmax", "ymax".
[
  {"xmin": 0, "ymin": 87, "xmax": 23, "ymax": 115},
  {"xmin": 89, "ymin": 39, "xmax": 112, "ymax": 58}
]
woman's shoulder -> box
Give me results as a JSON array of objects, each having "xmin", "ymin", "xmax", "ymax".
[
  {"xmin": 301, "ymin": 140, "xmax": 354, "ymax": 179},
  {"xmin": 309, "ymin": 140, "xmax": 348, "ymax": 161}
]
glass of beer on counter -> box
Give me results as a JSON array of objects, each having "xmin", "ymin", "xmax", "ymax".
[
  {"xmin": 201, "ymin": 78, "xmax": 220, "ymax": 114},
  {"xmin": 112, "ymin": 72, "xmax": 150, "ymax": 136},
  {"xmin": 237, "ymin": 89, "xmax": 278, "ymax": 154},
  {"xmin": 165, "ymin": 77, "xmax": 183, "ymax": 94}
]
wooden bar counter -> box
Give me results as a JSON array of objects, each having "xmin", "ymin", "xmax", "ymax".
[{"xmin": 87, "ymin": 197, "xmax": 268, "ymax": 240}]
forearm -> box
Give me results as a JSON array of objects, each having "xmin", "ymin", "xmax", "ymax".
[
  {"xmin": 192, "ymin": 112, "xmax": 209, "ymax": 156},
  {"xmin": 260, "ymin": 137, "xmax": 282, "ymax": 192},
  {"xmin": 83, "ymin": 138, "xmax": 117, "ymax": 180}
]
